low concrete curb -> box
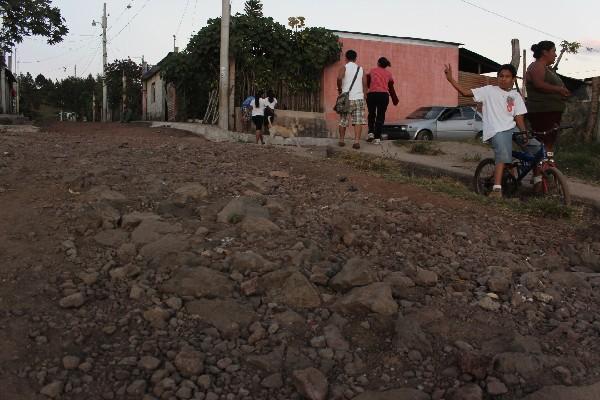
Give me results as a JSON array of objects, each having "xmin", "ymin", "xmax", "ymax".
[{"xmin": 150, "ymin": 121, "xmax": 600, "ymax": 210}]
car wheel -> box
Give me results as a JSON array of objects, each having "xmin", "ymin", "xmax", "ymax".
[
  {"xmin": 475, "ymin": 131, "xmax": 483, "ymax": 140},
  {"xmin": 417, "ymin": 130, "xmax": 433, "ymax": 141}
]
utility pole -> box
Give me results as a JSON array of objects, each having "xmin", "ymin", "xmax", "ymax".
[
  {"xmin": 102, "ymin": 2, "xmax": 108, "ymax": 122},
  {"xmin": 74, "ymin": 64, "xmax": 77, "ymax": 78},
  {"xmin": 218, "ymin": 0, "xmax": 230, "ymax": 130},
  {"xmin": 122, "ymin": 69, "xmax": 127, "ymax": 119}
]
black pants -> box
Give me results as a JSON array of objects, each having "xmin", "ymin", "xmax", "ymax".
[{"xmin": 367, "ymin": 92, "xmax": 390, "ymax": 139}]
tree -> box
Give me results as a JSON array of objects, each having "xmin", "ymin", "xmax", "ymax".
[
  {"xmin": 0, "ymin": 0, "xmax": 68, "ymax": 52},
  {"xmin": 553, "ymin": 40, "xmax": 581, "ymax": 71},
  {"xmin": 105, "ymin": 58, "xmax": 143, "ymax": 120},
  {"xmin": 161, "ymin": 3, "xmax": 341, "ymax": 119},
  {"xmin": 287, "ymin": 16, "xmax": 305, "ymax": 32},
  {"xmin": 243, "ymin": 0, "xmax": 263, "ymax": 17}
]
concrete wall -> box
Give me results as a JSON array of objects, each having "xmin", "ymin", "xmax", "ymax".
[
  {"xmin": 144, "ymin": 73, "xmax": 165, "ymax": 121},
  {"xmin": 321, "ymin": 34, "xmax": 460, "ymax": 137},
  {"xmin": 234, "ymin": 108, "xmax": 330, "ymax": 138}
]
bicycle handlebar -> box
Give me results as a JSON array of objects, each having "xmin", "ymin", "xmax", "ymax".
[{"xmin": 512, "ymin": 125, "xmax": 574, "ymax": 140}]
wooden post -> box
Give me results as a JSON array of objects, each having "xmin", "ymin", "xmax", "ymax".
[
  {"xmin": 585, "ymin": 77, "xmax": 600, "ymax": 143},
  {"xmin": 522, "ymin": 50, "xmax": 527, "ymax": 98},
  {"xmin": 228, "ymin": 57, "xmax": 236, "ymax": 130},
  {"xmin": 510, "ymin": 39, "xmax": 521, "ymax": 70}
]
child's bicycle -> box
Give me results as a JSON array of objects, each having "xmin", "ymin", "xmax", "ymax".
[{"xmin": 473, "ymin": 127, "xmax": 571, "ymax": 206}]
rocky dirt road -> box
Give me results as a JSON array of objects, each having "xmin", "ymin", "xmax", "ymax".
[{"xmin": 1, "ymin": 122, "xmax": 600, "ymax": 400}]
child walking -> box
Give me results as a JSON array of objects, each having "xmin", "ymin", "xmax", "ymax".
[{"xmin": 444, "ymin": 63, "xmax": 527, "ymax": 198}]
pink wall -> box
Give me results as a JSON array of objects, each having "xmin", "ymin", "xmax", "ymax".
[{"xmin": 322, "ymin": 36, "xmax": 459, "ymax": 133}]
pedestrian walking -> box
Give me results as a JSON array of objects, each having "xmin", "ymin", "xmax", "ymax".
[
  {"xmin": 335, "ymin": 50, "xmax": 367, "ymax": 149},
  {"xmin": 366, "ymin": 57, "xmax": 399, "ymax": 145},
  {"xmin": 251, "ymin": 91, "xmax": 267, "ymax": 144}
]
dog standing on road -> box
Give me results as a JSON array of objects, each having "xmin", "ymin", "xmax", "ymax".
[{"xmin": 266, "ymin": 116, "xmax": 301, "ymax": 147}]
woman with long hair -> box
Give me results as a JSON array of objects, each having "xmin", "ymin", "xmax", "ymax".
[
  {"xmin": 525, "ymin": 41, "xmax": 571, "ymax": 161},
  {"xmin": 251, "ymin": 91, "xmax": 267, "ymax": 144}
]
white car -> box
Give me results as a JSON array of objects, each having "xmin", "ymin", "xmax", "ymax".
[{"xmin": 383, "ymin": 106, "xmax": 483, "ymax": 141}]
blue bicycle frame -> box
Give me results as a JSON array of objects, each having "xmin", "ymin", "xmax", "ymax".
[{"xmin": 510, "ymin": 139, "xmax": 547, "ymax": 183}]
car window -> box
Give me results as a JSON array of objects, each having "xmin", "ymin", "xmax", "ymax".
[
  {"xmin": 440, "ymin": 108, "xmax": 462, "ymax": 121},
  {"xmin": 461, "ymin": 107, "xmax": 476, "ymax": 119},
  {"xmin": 475, "ymin": 113, "xmax": 482, "ymax": 121},
  {"xmin": 407, "ymin": 107, "xmax": 444, "ymax": 120}
]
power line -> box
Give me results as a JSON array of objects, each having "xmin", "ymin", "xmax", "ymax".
[
  {"xmin": 108, "ymin": 0, "xmax": 152, "ymax": 43},
  {"xmin": 175, "ymin": 0, "xmax": 192, "ymax": 37},
  {"xmin": 457, "ymin": 0, "xmax": 565, "ymax": 41},
  {"xmin": 80, "ymin": 45, "xmax": 102, "ymax": 77},
  {"xmin": 18, "ymin": 35, "xmax": 98, "ymax": 64}
]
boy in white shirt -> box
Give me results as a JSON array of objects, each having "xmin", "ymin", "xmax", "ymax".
[{"xmin": 444, "ymin": 63, "xmax": 528, "ymax": 198}]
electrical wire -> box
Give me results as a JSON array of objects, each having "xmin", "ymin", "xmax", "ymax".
[
  {"xmin": 457, "ymin": 0, "xmax": 565, "ymax": 41},
  {"xmin": 108, "ymin": 0, "xmax": 152, "ymax": 43},
  {"xmin": 175, "ymin": 0, "xmax": 191, "ymax": 37}
]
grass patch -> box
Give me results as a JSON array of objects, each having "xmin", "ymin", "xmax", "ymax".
[
  {"xmin": 409, "ymin": 142, "xmax": 445, "ymax": 156},
  {"xmin": 392, "ymin": 140, "xmax": 412, "ymax": 148},
  {"xmin": 556, "ymin": 142, "xmax": 600, "ymax": 183},
  {"xmin": 462, "ymin": 152, "xmax": 482, "ymax": 163},
  {"xmin": 335, "ymin": 151, "xmax": 577, "ymax": 220}
]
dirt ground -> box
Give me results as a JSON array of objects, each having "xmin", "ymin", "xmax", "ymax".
[{"xmin": 1, "ymin": 122, "xmax": 600, "ymax": 400}]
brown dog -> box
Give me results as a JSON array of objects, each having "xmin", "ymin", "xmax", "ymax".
[{"xmin": 266, "ymin": 116, "xmax": 301, "ymax": 147}]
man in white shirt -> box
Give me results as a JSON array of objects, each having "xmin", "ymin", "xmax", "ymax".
[
  {"xmin": 444, "ymin": 63, "xmax": 528, "ymax": 198},
  {"xmin": 337, "ymin": 50, "xmax": 368, "ymax": 149}
]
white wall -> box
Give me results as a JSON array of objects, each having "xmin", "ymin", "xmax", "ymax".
[{"xmin": 144, "ymin": 73, "xmax": 165, "ymax": 121}]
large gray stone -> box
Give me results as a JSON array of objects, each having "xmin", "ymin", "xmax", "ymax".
[
  {"xmin": 186, "ymin": 299, "xmax": 257, "ymax": 338},
  {"xmin": 160, "ymin": 267, "xmax": 234, "ymax": 298},
  {"xmin": 522, "ymin": 382, "xmax": 600, "ymax": 400},
  {"xmin": 139, "ymin": 234, "xmax": 189, "ymax": 259},
  {"xmin": 94, "ymin": 229, "xmax": 129, "ymax": 247},
  {"xmin": 329, "ymin": 257, "xmax": 377, "ymax": 291},
  {"xmin": 333, "ymin": 283, "xmax": 398, "ymax": 316},
  {"xmin": 174, "ymin": 182, "xmax": 209, "ymax": 203},
  {"xmin": 174, "ymin": 347, "xmax": 205, "ymax": 377},
  {"xmin": 450, "ymin": 384, "xmax": 482, "ymax": 400},
  {"xmin": 246, "ymin": 348, "xmax": 284, "ymax": 374},
  {"xmin": 131, "ymin": 219, "xmax": 183, "ymax": 245},
  {"xmin": 292, "ymin": 367, "xmax": 328, "ymax": 400},
  {"xmin": 276, "ymin": 272, "xmax": 321, "ymax": 309},
  {"xmin": 240, "ymin": 216, "xmax": 280, "ymax": 235},
  {"xmin": 217, "ymin": 196, "xmax": 269, "ymax": 224},
  {"xmin": 230, "ymin": 251, "xmax": 278, "ymax": 275},
  {"xmin": 121, "ymin": 211, "xmax": 160, "ymax": 229},
  {"xmin": 395, "ymin": 314, "xmax": 432, "ymax": 353}
]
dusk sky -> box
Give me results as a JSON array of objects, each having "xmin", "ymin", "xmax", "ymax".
[{"xmin": 13, "ymin": 0, "xmax": 600, "ymax": 80}]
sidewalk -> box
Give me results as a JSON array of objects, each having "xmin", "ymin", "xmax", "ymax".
[{"xmin": 150, "ymin": 122, "xmax": 600, "ymax": 208}]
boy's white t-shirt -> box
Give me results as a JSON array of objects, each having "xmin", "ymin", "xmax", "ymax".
[
  {"xmin": 251, "ymin": 98, "xmax": 267, "ymax": 117},
  {"xmin": 472, "ymin": 85, "xmax": 527, "ymax": 141}
]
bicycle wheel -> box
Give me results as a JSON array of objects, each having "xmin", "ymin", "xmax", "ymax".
[
  {"xmin": 542, "ymin": 167, "xmax": 571, "ymax": 206},
  {"xmin": 473, "ymin": 158, "xmax": 495, "ymax": 195}
]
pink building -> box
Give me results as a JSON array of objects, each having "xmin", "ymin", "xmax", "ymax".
[{"xmin": 321, "ymin": 31, "xmax": 461, "ymax": 135}]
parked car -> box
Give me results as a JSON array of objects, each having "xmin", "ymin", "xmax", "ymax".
[{"xmin": 382, "ymin": 106, "xmax": 483, "ymax": 141}]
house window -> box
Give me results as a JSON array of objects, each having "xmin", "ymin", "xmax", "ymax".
[{"xmin": 151, "ymin": 82, "xmax": 156, "ymax": 103}]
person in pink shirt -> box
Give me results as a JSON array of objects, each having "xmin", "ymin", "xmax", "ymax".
[{"xmin": 365, "ymin": 57, "xmax": 399, "ymax": 144}]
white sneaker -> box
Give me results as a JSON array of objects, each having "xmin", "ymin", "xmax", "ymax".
[
  {"xmin": 373, "ymin": 139, "xmax": 381, "ymax": 145},
  {"xmin": 367, "ymin": 132, "xmax": 374, "ymax": 142}
]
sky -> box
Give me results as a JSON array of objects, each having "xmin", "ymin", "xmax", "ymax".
[{"xmin": 11, "ymin": 0, "xmax": 600, "ymax": 81}]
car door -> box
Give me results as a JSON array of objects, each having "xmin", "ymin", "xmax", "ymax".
[
  {"xmin": 455, "ymin": 106, "xmax": 479, "ymax": 140},
  {"xmin": 435, "ymin": 107, "xmax": 464, "ymax": 140}
]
